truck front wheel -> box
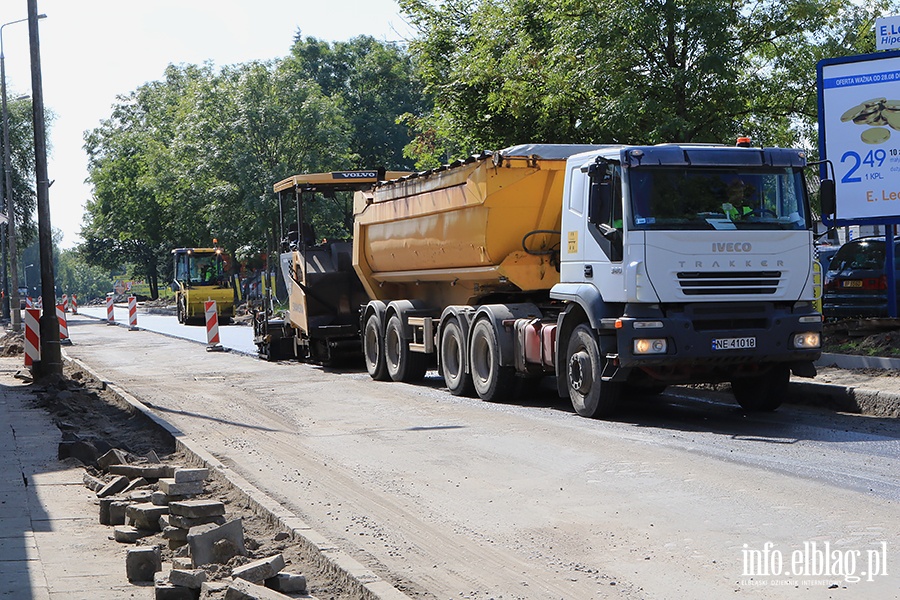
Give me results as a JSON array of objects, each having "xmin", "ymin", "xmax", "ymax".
[
  {"xmin": 566, "ymin": 324, "xmax": 622, "ymax": 418},
  {"xmin": 385, "ymin": 314, "xmax": 426, "ymax": 383},
  {"xmin": 730, "ymin": 365, "xmax": 789, "ymax": 412},
  {"xmin": 363, "ymin": 313, "xmax": 390, "ymax": 381},
  {"xmin": 469, "ymin": 319, "xmax": 515, "ymax": 402},
  {"xmin": 440, "ymin": 318, "xmax": 474, "ymax": 396}
]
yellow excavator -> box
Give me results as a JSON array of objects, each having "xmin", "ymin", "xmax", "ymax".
[{"xmin": 171, "ymin": 246, "xmax": 235, "ymax": 325}]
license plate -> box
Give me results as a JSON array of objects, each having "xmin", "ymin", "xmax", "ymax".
[
  {"xmin": 712, "ymin": 337, "xmax": 756, "ymax": 351},
  {"xmin": 841, "ymin": 280, "xmax": 863, "ymax": 288}
]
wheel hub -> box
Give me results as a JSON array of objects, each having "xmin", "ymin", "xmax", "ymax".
[{"xmin": 569, "ymin": 350, "xmax": 591, "ymax": 394}]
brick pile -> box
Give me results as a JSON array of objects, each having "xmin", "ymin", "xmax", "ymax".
[{"xmin": 82, "ymin": 448, "xmax": 312, "ymax": 599}]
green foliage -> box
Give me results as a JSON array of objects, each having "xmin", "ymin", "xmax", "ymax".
[
  {"xmin": 400, "ymin": 0, "xmax": 900, "ymax": 162},
  {"xmin": 55, "ymin": 248, "xmax": 114, "ymax": 302},
  {"xmin": 2, "ymin": 96, "xmax": 38, "ymax": 247},
  {"xmin": 81, "ymin": 37, "xmax": 426, "ymax": 297},
  {"xmin": 288, "ymin": 35, "xmax": 425, "ymax": 170}
]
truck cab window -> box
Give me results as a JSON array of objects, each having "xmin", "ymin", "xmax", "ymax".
[
  {"xmin": 588, "ymin": 163, "xmax": 623, "ymax": 261},
  {"xmin": 628, "ymin": 167, "xmax": 809, "ymax": 231}
]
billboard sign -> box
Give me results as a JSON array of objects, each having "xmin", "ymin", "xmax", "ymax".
[
  {"xmin": 818, "ymin": 51, "xmax": 900, "ymax": 222},
  {"xmin": 876, "ymin": 16, "xmax": 900, "ymax": 50}
]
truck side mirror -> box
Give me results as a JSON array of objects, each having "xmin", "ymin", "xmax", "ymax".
[
  {"xmin": 819, "ymin": 179, "xmax": 836, "ymax": 216},
  {"xmin": 171, "ymin": 281, "xmax": 179, "ymax": 293}
]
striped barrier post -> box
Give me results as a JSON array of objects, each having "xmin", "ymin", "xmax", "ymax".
[
  {"xmin": 204, "ymin": 300, "xmax": 223, "ymax": 352},
  {"xmin": 24, "ymin": 308, "xmax": 40, "ymax": 368},
  {"xmin": 128, "ymin": 296, "xmax": 138, "ymax": 330},
  {"xmin": 61, "ymin": 294, "xmax": 69, "ymax": 313},
  {"xmin": 106, "ymin": 294, "xmax": 115, "ymax": 324},
  {"xmin": 71, "ymin": 293, "xmax": 78, "ymax": 314},
  {"xmin": 25, "ymin": 297, "xmax": 33, "ymax": 308},
  {"xmin": 56, "ymin": 304, "xmax": 71, "ymax": 345},
  {"xmin": 35, "ymin": 296, "xmax": 42, "ymax": 310}
]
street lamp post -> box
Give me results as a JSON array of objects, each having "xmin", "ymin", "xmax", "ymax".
[
  {"xmin": 27, "ymin": 1, "xmax": 60, "ymax": 377},
  {"xmin": 1, "ymin": 13, "xmax": 44, "ymax": 332}
]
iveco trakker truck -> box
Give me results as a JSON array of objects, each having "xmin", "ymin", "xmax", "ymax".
[{"xmin": 257, "ymin": 143, "xmax": 828, "ymax": 417}]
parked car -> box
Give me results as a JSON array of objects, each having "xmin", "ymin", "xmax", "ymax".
[
  {"xmin": 815, "ymin": 243, "xmax": 841, "ymax": 275},
  {"xmin": 823, "ymin": 235, "xmax": 900, "ymax": 318}
]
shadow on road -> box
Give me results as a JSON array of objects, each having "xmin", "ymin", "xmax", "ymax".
[{"xmin": 140, "ymin": 401, "xmax": 290, "ymax": 434}]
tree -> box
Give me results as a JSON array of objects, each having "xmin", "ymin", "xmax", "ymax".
[
  {"xmin": 187, "ymin": 59, "xmax": 352, "ymax": 257},
  {"xmin": 288, "ymin": 35, "xmax": 427, "ymax": 170},
  {"xmin": 3, "ymin": 95, "xmax": 39, "ymax": 262},
  {"xmin": 398, "ymin": 0, "xmax": 893, "ymax": 163},
  {"xmin": 82, "ymin": 75, "xmax": 181, "ymax": 299},
  {"xmin": 82, "ymin": 59, "xmax": 354, "ymax": 290}
]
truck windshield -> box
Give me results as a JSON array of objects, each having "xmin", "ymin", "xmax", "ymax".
[{"xmin": 628, "ymin": 167, "xmax": 809, "ymax": 231}]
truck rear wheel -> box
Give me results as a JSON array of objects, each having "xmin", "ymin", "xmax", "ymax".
[
  {"xmin": 440, "ymin": 318, "xmax": 474, "ymax": 396},
  {"xmin": 469, "ymin": 319, "xmax": 515, "ymax": 402},
  {"xmin": 363, "ymin": 313, "xmax": 390, "ymax": 381},
  {"xmin": 385, "ymin": 314, "xmax": 426, "ymax": 383},
  {"xmin": 566, "ymin": 324, "xmax": 622, "ymax": 418},
  {"xmin": 730, "ymin": 365, "xmax": 788, "ymax": 412}
]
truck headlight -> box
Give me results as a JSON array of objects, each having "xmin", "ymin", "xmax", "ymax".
[
  {"xmin": 792, "ymin": 332, "xmax": 821, "ymax": 349},
  {"xmin": 634, "ymin": 338, "xmax": 667, "ymax": 354}
]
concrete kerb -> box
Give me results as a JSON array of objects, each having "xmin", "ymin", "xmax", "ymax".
[
  {"xmin": 790, "ymin": 381, "xmax": 900, "ymax": 418},
  {"xmin": 63, "ymin": 354, "xmax": 413, "ymax": 600},
  {"xmin": 817, "ymin": 352, "xmax": 900, "ymax": 371},
  {"xmin": 797, "ymin": 353, "xmax": 900, "ymax": 418}
]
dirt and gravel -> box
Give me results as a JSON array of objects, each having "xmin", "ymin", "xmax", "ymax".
[{"xmin": 822, "ymin": 318, "xmax": 900, "ymax": 357}]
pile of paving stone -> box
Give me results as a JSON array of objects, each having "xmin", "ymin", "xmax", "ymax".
[{"xmin": 81, "ymin": 448, "xmax": 312, "ymax": 599}]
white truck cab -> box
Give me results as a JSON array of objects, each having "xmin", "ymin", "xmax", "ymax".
[{"xmin": 552, "ymin": 144, "xmax": 822, "ymax": 415}]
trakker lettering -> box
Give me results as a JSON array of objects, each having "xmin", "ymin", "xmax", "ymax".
[
  {"xmin": 678, "ymin": 259, "xmax": 784, "ymax": 268},
  {"xmin": 712, "ymin": 242, "xmax": 753, "ymax": 253}
]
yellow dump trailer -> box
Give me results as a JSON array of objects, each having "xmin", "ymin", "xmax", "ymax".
[{"xmin": 353, "ymin": 146, "xmax": 579, "ymax": 307}]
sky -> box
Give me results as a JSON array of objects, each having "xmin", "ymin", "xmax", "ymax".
[{"xmin": 1, "ymin": 0, "xmax": 412, "ymax": 249}]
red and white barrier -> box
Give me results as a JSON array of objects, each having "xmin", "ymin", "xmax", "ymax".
[
  {"xmin": 61, "ymin": 294, "xmax": 69, "ymax": 313},
  {"xmin": 71, "ymin": 293, "xmax": 78, "ymax": 314},
  {"xmin": 128, "ymin": 296, "xmax": 138, "ymax": 330},
  {"xmin": 56, "ymin": 304, "xmax": 70, "ymax": 344},
  {"xmin": 24, "ymin": 308, "xmax": 40, "ymax": 368},
  {"xmin": 204, "ymin": 300, "xmax": 223, "ymax": 351},
  {"xmin": 106, "ymin": 294, "xmax": 115, "ymax": 324},
  {"xmin": 25, "ymin": 297, "xmax": 33, "ymax": 308}
]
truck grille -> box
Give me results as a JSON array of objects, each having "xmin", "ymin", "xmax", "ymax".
[{"xmin": 677, "ymin": 271, "xmax": 781, "ymax": 296}]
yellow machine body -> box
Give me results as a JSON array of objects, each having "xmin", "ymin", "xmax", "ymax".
[{"xmin": 172, "ymin": 247, "xmax": 235, "ymax": 324}]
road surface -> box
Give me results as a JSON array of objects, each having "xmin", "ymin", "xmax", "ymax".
[
  {"xmin": 78, "ymin": 305, "xmax": 257, "ymax": 355},
  {"xmin": 61, "ymin": 313, "xmax": 899, "ymax": 599}
]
